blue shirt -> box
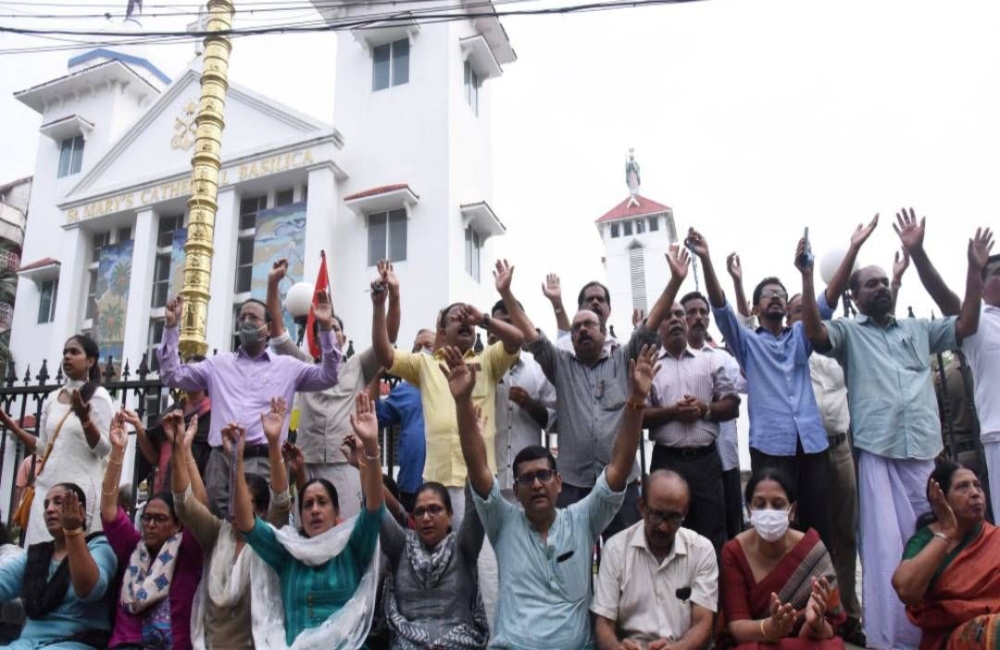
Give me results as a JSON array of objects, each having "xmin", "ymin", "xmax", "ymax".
[
  {"xmin": 824, "ymin": 313, "xmax": 957, "ymax": 459},
  {"xmin": 713, "ymin": 298, "xmax": 833, "ymax": 455},
  {"xmin": 376, "ymin": 380, "xmax": 426, "ymax": 494},
  {"xmin": 473, "ymin": 471, "xmax": 625, "ymax": 649}
]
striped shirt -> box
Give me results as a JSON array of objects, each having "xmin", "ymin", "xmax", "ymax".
[
  {"xmin": 243, "ymin": 505, "xmax": 383, "ymax": 645},
  {"xmin": 648, "ymin": 347, "xmax": 737, "ymax": 448}
]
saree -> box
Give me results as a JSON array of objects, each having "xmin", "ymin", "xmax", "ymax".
[
  {"xmin": 720, "ymin": 528, "xmax": 846, "ymax": 650},
  {"xmin": 905, "ymin": 522, "xmax": 1000, "ymax": 650}
]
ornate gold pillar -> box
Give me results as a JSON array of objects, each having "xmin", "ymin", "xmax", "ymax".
[{"xmin": 179, "ymin": 0, "xmax": 234, "ymax": 358}]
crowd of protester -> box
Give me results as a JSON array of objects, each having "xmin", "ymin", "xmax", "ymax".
[{"xmin": 0, "ymin": 209, "xmax": 997, "ymax": 649}]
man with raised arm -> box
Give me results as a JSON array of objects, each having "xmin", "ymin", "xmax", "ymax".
[
  {"xmin": 444, "ymin": 342, "xmax": 660, "ymax": 650},
  {"xmin": 495, "ymin": 248, "xmax": 688, "ymax": 538},
  {"xmin": 158, "ymin": 292, "xmax": 341, "ymax": 518},
  {"xmin": 686, "ymin": 219, "xmax": 875, "ymax": 549},
  {"xmin": 265, "ymin": 258, "xmax": 398, "ymax": 519},
  {"xmin": 798, "ymin": 215, "xmax": 992, "ymax": 650}
]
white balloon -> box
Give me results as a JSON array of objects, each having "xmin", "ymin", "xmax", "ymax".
[{"xmin": 819, "ymin": 246, "xmax": 851, "ymax": 286}]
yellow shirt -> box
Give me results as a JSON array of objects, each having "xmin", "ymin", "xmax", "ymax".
[{"xmin": 390, "ymin": 342, "xmax": 518, "ymax": 487}]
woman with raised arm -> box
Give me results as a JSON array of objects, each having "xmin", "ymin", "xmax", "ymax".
[
  {"xmin": 0, "ymin": 483, "xmax": 117, "ymax": 648},
  {"xmin": 172, "ymin": 399, "xmax": 293, "ymax": 649},
  {"xmin": 232, "ymin": 393, "xmax": 386, "ymax": 649},
  {"xmin": 2, "ymin": 335, "xmax": 115, "ymax": 545},
  {"xmin": 101, "ymin": 413, "xmax": 203, "ymax": 650}
]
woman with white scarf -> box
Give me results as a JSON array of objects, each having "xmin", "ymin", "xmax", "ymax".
[
  {"xmin": 170, "ymin": 399, "xmax": 293, "ymax": 649},
  {"xmin": 102, "ymin": 412, "xmax": 203, "ymax": 650},
  {"xmin": 231, "ymin": 393, "xmax": 385, "ymax": 650},
  {"xmin": 2, "ymin": 335, "xmax": 114, "ymax": 546}
]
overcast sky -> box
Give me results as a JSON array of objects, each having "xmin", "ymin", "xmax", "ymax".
[{"xmin": 2, "ymin": 0, "xmax": 998, "ymax": 338}]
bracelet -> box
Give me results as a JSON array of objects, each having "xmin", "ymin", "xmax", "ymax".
[
  {"xmin": 365, "ymin": 450, "xmax": 382, "ymax": 462},
  {"xmin": 108, "ymin": 455, "xmax": 124, "ymax": 465},
  {"xmin": 626, "ymin": 399, "xmax": 646, "ymax": 411},
  {"xmin": 554, "ymin": 307, "xmax": 564, "ymax": 315},
  {"xmin": 760, "ymin": 618, "xmax": 775, "ymax": 641},
  {"xmin": 63, "ymin": 527, "xmax": 84, "ymax": 538},
  {"xmin": 932, "ymin": 531, "xmax": 953, "ymax": 544}
]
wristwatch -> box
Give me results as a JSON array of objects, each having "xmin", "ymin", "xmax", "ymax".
[{"xmin": 481, "ymin": 313, "xmax": 492, "ymax": 329}]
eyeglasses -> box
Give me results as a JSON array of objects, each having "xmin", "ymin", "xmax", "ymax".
[
  {"xmin": 141, "ymin": 513, "xmax": 171, "ymax": 525},
  {"xmin": 646, "ymin": 509, "xmax": 684, "ymax": 528},
  {"xmin": 414, "ymin": 504, "xmax": 447, "ymax": 518},
  {"xmin": 514, "ymin": 469, "xmax": 556, "ymax": 486},
  {"xmin": 760, "ymin": 289, "xmax": 788, "ymax": 301}
]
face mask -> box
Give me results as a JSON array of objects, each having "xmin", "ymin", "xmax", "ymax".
[
  {"xmin": 750, "ymin": 508, "xmax": 790, "ymax": 542},
  {"xmin": 238, "ymin": 322, "xmax": 267, "ymax": 350}
]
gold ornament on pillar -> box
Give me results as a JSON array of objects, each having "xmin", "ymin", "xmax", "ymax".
[{"xmin": 179, "ymin": 0, "xmax": 234, "ymax": 358}]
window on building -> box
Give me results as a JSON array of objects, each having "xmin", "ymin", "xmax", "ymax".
[
  {"xmin": 636, "ymin": 219, "xmax": 645, "ymax": 234},
  {"xmin": 623, "ymin": 221, "xmax": 633, "ymax": 236},
  {"xmin": 150, "ymin": 254, "xmax": 171, "ymax": 309},
  {"xmin": 275, "ymin": 188, "xmax": 295, "ymax": 206},
  {"xmin": 146, "ymin": 318, "xmax": 165, "ymax": 374},
  {"xmin": 157, "ymin": 214, "xmax": 183, "ymax": 248},
  {"xmin": 629, "ymin": 244, "xmax": 647, "ymax": 314},
  {"xmin": 648, "ymin": 216, "xmax": 659, "ymax": 232},
  {"xmin": 367, "ymin": 208, "xmax": 407, "ymax": 266},
  {"xmin": 117, "ymin": 227, "xmax": 132, "ymax": 243},
  {"xmin": 231, "ymin": 304, "xmax": 242, "ymax": 352},
  {"xmin": 373, "ymin": 39, "xmax": 410, "ymax": 91},
  {"xmin": 239, "ymin": 195, "xmax": 267, "ymax": 231},
  {"xmin": 57, "ymin": 135, "xmax": 85, "ymax": 178},
  {"xmin": 464, "ymin": 227, "xmax": 482, "ymax": 281},
  {"xmin": 37, "ymin": 279, "xmax": 58, "ymax": 324},
  {"xmin": 235, "ymin": 195, "xmax": 267, "ymax": 294},
  {"xmin": 464, "ymin": 62, "xmax": 480, "ymax": 115},
  {"xmin": 91, "ymin": 232, "xmax": 111, "ymax": 263},
  {"xmin": 85, "ymin": 269, "xmax": 98, "ymax": 320},
  {"xmin": 610, "ymin": 223, "xmax": 620, "ymax": 238}
]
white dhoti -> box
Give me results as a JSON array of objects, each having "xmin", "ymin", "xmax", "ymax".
[
  {"xmin": 984, "ymin": 438, "xmax": 1000, "ymax": 522},
  {"xmin": 857, "ymin": 451, "xmax": 933, "ymax": 650}
]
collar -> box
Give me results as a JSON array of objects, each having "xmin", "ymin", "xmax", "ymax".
[
  {"xmin": 755, "ymin": 325, "xmax": 791, "ymax": 337},
  {"xmin": 856, "ymin": 312, "xmax": 897, "ymax": 328},
  {"xmin": 236, "ymin": 346, "xmax": 272, "ymax": 362},
  {"xmin": 659, "ymin": 345, "xmax": 698, "ymax": 361},
  {"xmin": 433, "ymin": 347, "xmax": 478, "ymax": 360},
  {"xmin": 629, "ymin": 523, "xmax": 689, "ymax": 563}
]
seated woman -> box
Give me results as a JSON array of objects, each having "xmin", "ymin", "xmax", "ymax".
[
  {"xmin": 102, "ymin": 414, "xmax": 203, "ymax": 650},
  {"xmin": 170, "ymin": 400, "xmax": 293, "ymax": 649},
  {"xmin": 720, "ymin": 468, "xmax": 845, "ymax": 649},
  {"xmin": 232, "ymin": 393, "xmax": 385, "ymax": 649},
  {"xmin": 892, "ymin": 460, "xmax": 999, "ymax": 650},
  {"xmin": 0, "ymin": 484, "xmax": 116, "ymax": 649},
  {"xmin": 381, "ymin": 481, "xmax": 488, "ymax": 649}
]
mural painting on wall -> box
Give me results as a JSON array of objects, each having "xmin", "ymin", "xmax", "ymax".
[
  {"xmin": 94, "ymin": 240, "xmax": 134, "ymax": 372},
  {"xmin": 250, "ymin": 202, "xmax": 306, "ymax": 340}
]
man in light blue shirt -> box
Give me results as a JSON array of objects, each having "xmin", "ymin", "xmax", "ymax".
[
  {"xmin": 799, "ymin": 210, "xmax": 991, "ymax": 650},
  {"xmin": 440, "ymin": 339, "xmax": 658, "ymax": 649},
  {"xmin": 686, "ymin": 221, "xmax": 872, "ymax": 549}
]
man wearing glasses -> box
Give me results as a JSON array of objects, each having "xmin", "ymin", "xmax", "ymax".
[
  {"xmin": 591, "ymin": 470, "xmax": 717, "ymax": 650},
  {"xmin": 685, "ymin": 223, "xmax": 872, "ymax": 550}
]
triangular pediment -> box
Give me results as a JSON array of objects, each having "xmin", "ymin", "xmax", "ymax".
[{"xmin": 65, "ymin": 64, "xmax": 334, "ymax": 202}]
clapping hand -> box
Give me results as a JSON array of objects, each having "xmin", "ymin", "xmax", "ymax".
[
  {"xmin": 59, "ymin": 489, "xmax": 86, "ymax": 533},
  {"xmin": 261, "ymin": 397, "xmax": 287, "ymax": 446},
  {"xmin": 439, "ymin": 346, "xmax": 476, "ymax": 401},
  {"xmin": 768, "ymin": 593, "xmax": 796, "ymax": 639},
  {"xmin": 805, "ymin": 576, "xmax": 831, "ymax": 632}
]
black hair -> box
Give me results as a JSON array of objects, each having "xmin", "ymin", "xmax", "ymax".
[
  {"xmin": 680, "ymin": 291, "xmax": 709, "ymax": 309},
  {"xmin": 332, "ymin": 314, "xmax": 345, "ymax": 333},
  {"xmin": 414, "ymin": 481, "xmax": 453, "ymax": 515},
  {"xmin": 512, "ymin": 445, "xmax": 557, "ymax": 480},
  {"xmin": 848, "ymin": 269, "xmax": 864, "ymax": 296},
  {"xmin": 147, "ymin": 492, "xmax": 179, "ymax": 522},
  {"xmin": 298, "ymin": 478, "xmax": 339, "ymax": 516},
  {"xmin": 915, "ymin": 459, "xmax": 977, "ymax": 531},
  {"xmin": 438, "ymin": 303, "xmax": 465, "ymax": 329},
  {"xmin": 65, "ymin": 334, "xmax": 101, "ymax": 402},
  {"xmin": 491, "ymin": 298, "xmax": 523, "ymax": 316},
  {"xmin": 752, "ymin": 277, "xmax": 788, "ymax": 307},
  {"xmin": 744, "ymin": 467, "xmax": 797, "ymax": 506},
  {"xmin": 982, "ymin": 253, "xmax": 1000, "ymax": 280},
  {"xmin": 246, "ymin": 474, "xmax": 271, "ymax": 514},
  {"xmin": 577, "ymin": 281, "xmax": 611, "ymax": 309},
  {"xmin": 239, "ymin": 298, "xmax": 272, "ymax": 324},
  {"xmin": 49, "ymin": 482, "xmax": 87, "ymax": 512}
]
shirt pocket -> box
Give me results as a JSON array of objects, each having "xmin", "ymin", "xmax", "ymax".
[
  {"xmin": 899, "ymin": 335, "xmax": 928, "ymax": 371},
  {"xmin": 600, "ymin": 377, "xmax": 626, "ymax": 412},
  {"xmin": 553, "ymin": 547, "xmax": 590, "ymax": 603}
]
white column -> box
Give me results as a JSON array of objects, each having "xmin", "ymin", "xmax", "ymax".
[
  {"xmin": 121, "ymin": 208, "xmax": 155, "ymax": 376},
  {"xmin": 205, "ymin": 186, "xmax": 238, "ymax": 353},
  {"xmin": 302, "ymin": 163, "xmax": 337, "ymax": 282},
  {"xmin": 48, "ymin": 226, "xmax": 90, "ymax": 363}
]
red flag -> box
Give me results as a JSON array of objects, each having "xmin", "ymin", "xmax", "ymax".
[{"xmin": 306, "ymin": 251, "xmax": 330, "ymax": 359}]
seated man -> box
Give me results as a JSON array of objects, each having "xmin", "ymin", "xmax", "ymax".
[
  {"xmin": 442, "ymin": 340, "xmax": 659, "ymax": 649},
  {"xmin": 592, "ymin": 470, "xmax": 717, "ymax": 650}
]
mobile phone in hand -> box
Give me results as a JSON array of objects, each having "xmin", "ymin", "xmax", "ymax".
[{"xmin": 797, "ymin": 226, "xmax": 814, "ymax": 267}]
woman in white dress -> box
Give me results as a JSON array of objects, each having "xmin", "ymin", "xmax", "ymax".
[{"xmin": 4, "ymin": 335, "xmax": 114, "ymax": 546}]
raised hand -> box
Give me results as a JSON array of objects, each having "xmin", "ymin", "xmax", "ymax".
[
  {"xmin": 109, "ymin": 412, "xmax": 127, "ymax": 451},
  {"xmin": 370, "ymin": 277, "xmax": 388, "ymax": 307},
  {"xmin": 893, "ymin": 248, "xmax": 910, "ymax": 283},
  {"xmin": 726, "ymin": 252, "xmax": 742, "ymax": 281},
  {"xmin": 767, "ymin": 593, "xmax": 796, "ymax": 639},
  {"xmin": 349, "ymin": 392, "xmax": 379, "ymax": 446},
  {"xmin": 666, "ymin": 243, "xmax": 691, "ymax": 280},
  {"xmin": 70, "ymin": 390, "xmax": 91, "ymax": 423},
  {"xmin": 377, "ymin": 259, "xmax": 400, "ymax": 297},
  {"xmin": 456, "ymin": 303, "xmax": 485, "ymax": 327},
  {"xmin": 631, "ymin": 308, "xmax": 645, "ymax": 328},
  {"xmin": 313, "ymin": 288, "xmax": 334, "ymax": 330},
  {"xmin": 340, "ymin": 433, "xmax": 364, "ymax": 469},
  {"xmin": 181, "ymin": 414, "xmax": 199, "ymax": 449},
  {"xmin": 60, "ymin": 489, "xmax": 86, "ymax": 533},
  {"xmin": 261, "ymin": 397, "xmax": 287, "ymax": 445},
  {"xmin": 493, "ymin": 259, "xmax": 514, "ymax": 295},
  {"xmin": 121, "ymin": 409, "xmax": 142, "ymax": 429},
  {"xmin": 893, "ymin": 207, "xmax": 926, "ymax": 253},
  {"xmin": 165, "ymin": 295, "xmax": 184, "ymax": 328},
  {"xmin": 281, "ymin": 441, "xmax": 305, "ymax": 476},
  {"xmin": 439, "ymin": 346, "xmax": 476, "ymax": 401},
  {"xmin": 850, "ymin": 214, "xmax": 879, "ymax": 249},
  {"xmin": 160, "ymin": 410, "xmax": 184, "ymax": 444},
  {"xmin": 221, "ymin": 423, "xmax": 246, "ymax": 459},
  {"xmin": 968, "ymin": 227, "xmax": 995, "ymax": 273},
  {"xmin": 268, "ymin": 258, "xmax": 288, "ymax": 286},
  {"xmin": 684, "ymin": 227, "xmax": 709, "ymax": 259},
  {"xmin": 629, "ymin": 344, "xmax": 661, "ymax": 400},
  {"xmin": 795, "ymin": 237, "xmax": 814, "ymax": 273},
  {"xmin": 928, "ymin": 478, "xmax": 958, "ymax": 538},
  {"xmin": 541, "ymin": 273, "xmax": 561, "ymax": 302}
]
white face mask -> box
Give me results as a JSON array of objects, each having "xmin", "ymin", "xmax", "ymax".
[{"xmin": 750, "ymin": 508, "xmax": 790, "ymax": 542}]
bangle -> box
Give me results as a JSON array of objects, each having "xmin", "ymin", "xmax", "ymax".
[
  {"xmin": 932, "ymin": 531, "xmax": 953, "ymax": 544},
  {"xmin": 760, "ymin": 618, "xmax": 775, "ymax": 641},
  {"xmin": 63, "ymin": 527, "xmax": 84, "ymax": 538},
  {"xmin": 365, "ymin": 450, "xmax": 382, "ymax": 462},
  {"xmin": 108, "ymin": 454, "xmax": 124, "ymax": 465},
  {"xmin": 626, "ymin": 399, "xmax": 646, "ymax": 411}
]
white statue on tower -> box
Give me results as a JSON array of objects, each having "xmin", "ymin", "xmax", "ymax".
[{"xmin": 625, "ymin": 148, "xmax": 641, "ymax": 196}]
